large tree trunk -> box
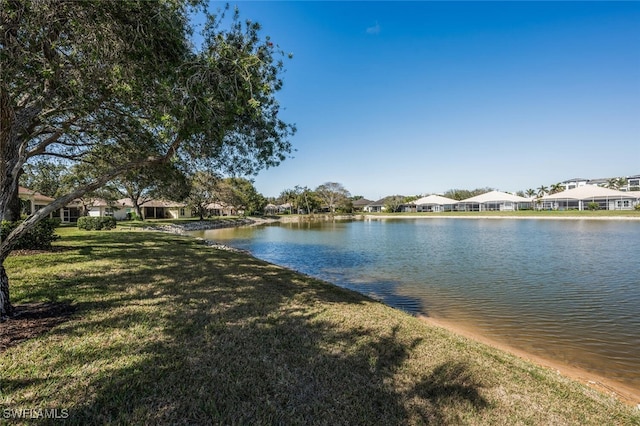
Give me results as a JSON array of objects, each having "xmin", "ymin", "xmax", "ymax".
[
  {"xmin": 3, "ymin": 184, "xmax": 21, "ymax": 222},
  {"xmin": 134, "ymin": 203, "xmax": 144, "ymax": 220},
  {"xmin": 0, "ymin": 89, "xmax": 23, "ymax": 223},
  {"xmin": 0, "ymin": 262, "xmax": 13, "ymax": 319}
]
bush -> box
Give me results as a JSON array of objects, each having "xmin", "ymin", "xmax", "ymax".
[
  {"xmin": 77, "ymin": 216, "xmax": 117, "ymax": 231},
  {"xmin": 1, "ymin": 218, "xmax": 61, "ymax": 250},
  {"xmin": 586, "ymin": 202, "xmax": 600, "ymax": 211}
]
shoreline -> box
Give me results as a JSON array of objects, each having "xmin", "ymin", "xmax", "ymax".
[
  {"xmin": 418, "ymin": 314, "xmax": 640, "ymax": 407},
  {"xmin": 363, "ymin": 214, "xmax": 640, "ymax": 221},
  {"xmin": 151, "ymin": 218, "xmax": 640, "ymax": 408}
]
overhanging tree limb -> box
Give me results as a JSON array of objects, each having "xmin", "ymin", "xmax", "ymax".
[{"xmin": 0, "ymin": 0, "xmax": 295, "ymax": 317}]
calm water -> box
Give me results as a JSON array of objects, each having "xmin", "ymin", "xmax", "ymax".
[{"xmin": 192, "ymin": 218, "xmax": 640, "ymax": 390}]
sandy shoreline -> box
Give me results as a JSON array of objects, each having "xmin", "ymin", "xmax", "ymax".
[{"xmin": 418, "ymin": 314, "xmax": 640, "ymax": 407}]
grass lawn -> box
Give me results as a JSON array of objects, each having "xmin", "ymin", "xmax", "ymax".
[{"xmin": 1, "ymin": 226, "xmax": 639, "ymax": 424}]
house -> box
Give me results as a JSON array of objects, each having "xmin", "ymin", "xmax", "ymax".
[
  {"xmin": 205, "ymin": 202, "xmax": 237, "ymax": 217},
  {"xmin": 112, "ymin": 198, "xmax": 194, "ymax": 220},
  {"xmin": 539, "ymin": 185, "xmax": 639, "ymax": 211},
  {"xmin": 363, "ymin": 198, "xmax": 388, "ymax": 213},
  {"xmin": 86, "ymin": 199, "xmax": 115, "ymax": 218},
  {"xmin": 278, "ymin": 202, "xmax": 292, "ymax": 214},
  {"xmin": 264, "ymin": 203, "xmax": 278, "ymax": 215},
  {"xmin": 626, "ymin": 175, "xmax": 640, "ymax": 192},
  {"xmin": 560, "ymin": 178, "xmax": 590, "ymax": 191},
  {"xmin": 586, "ymin": 178, "xmax": 609, "ymax": 188},
  {"xmin": 352, "ymin": 198, "xmax": 374, "ymax": 212},
  {"xmin": 457, "ymin": 191, "xmax": 532, "ymax": 212},
  {"xmin": 18, "ymin": 186, "xmax": 54, "ymax": 216},
  {"xmin": 401, "ymin": 203, "xmax": 417, "ymax": 213},
  {"xmin": 19, "ymin": 186, "xmax": 83, "ymax": 222},
  {"xmin": 410, "ymin": 194, "xmax": 458, "ymax": 212}
]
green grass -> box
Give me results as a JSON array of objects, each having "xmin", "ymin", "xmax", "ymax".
[
  {"xmin": 1, "ymin": 227, "xmax": 639, "ymax": 424},
  {"xmin": 112, "ymin": 216, "xmax": 247, "ymax": 228}
]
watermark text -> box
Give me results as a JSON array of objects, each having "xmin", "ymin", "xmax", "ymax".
[{"xmin": 2, "ymin": 408, "xmax": 69, "ymax": 420}]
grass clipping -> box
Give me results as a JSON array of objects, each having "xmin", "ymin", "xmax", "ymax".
[{"xmin": 1, "ymin": 227, "xmax": 639, "ymax": 424}]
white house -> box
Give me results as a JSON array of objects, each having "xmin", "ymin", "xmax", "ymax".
[
  {"xmin": 457, "ymin": 191, "xmax": 532, "ymax": 212},
  {"xmin": 86, "ymin": 199, "xmax": 115, "ymax": 218},
  {"xmin": 560, "ymin": 178, "xmax": 590, "ymax": 191},
  {"xmin": 410, "ymin": 194, "xmax": 458, "ymax": 212},
  {"xmin": 363, "ymin": 198, "xmax": 388, "ymax": 213},
  {"xmin": 626, "ymin": 175, "xmax": 640, "ymax": 192},
  {"xmin": 539, "ymin": 185, "xmax": 639, "ymax": 211}
]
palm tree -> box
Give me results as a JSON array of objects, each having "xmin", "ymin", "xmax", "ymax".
[
  {"xmin": 525, "ymin": 188, "xmax": 536, "ymax": 198},
  {"xmin": 550, "ymin": 183, "xmax": 564, "ymax": 194},
  {"xmin": 607, "ymin": 178, "xmax": 620, "ymax": 190},
  {"xmin": 536, "ymin": 185, "xmax": 548, "ymax": 198}
]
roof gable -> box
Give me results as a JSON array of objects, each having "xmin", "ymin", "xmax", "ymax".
[{"xmin": 460, "ymin": 190, "xmax": 530, "ymax": 203}]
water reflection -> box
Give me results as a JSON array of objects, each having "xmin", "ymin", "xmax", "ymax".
[{"xmin": 192, "ymin": 218, "xmax": 640, "ymax": 390}]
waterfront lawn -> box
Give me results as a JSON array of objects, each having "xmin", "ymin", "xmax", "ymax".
[{"xmin": 2, "ymin": 227, "xmax": 639, "ymax": 424}]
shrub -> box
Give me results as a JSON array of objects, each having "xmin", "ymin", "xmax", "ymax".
[
  {"xmin": 1, "ymin": 218, "xmax": 61, "ymax": 250},
  {"xmin": 77, "ymin": 216, "xmax": 117, "ymax": 231},
  {"xmin": 586, "ymin": 202, "xmax": 600, "ymax": 211}
]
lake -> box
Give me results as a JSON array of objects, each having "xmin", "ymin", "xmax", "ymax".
[{"xmin": 191, "ymin": 218, "xmax": 640, "ymax": 393}]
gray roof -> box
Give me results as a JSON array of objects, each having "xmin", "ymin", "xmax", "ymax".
[{"xmin": 352, "ymin": 198, "xmax": 374, "ymax": 207}]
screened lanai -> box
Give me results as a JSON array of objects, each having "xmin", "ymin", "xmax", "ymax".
[
  {"xmin": 539, "ymin": 185, "xmax": 639, "ymax": 211},
  {"xmin": 410, "ymin": 194, "xmax": 458, "ymax": 212},
  {"xmin": 457, "ymin": 190, "xmax": 532, "ymax": 212}
]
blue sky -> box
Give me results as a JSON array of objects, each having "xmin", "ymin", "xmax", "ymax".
[{"xmin": 205, "ymin": 1, "xmax": 639, "ymax": 200}]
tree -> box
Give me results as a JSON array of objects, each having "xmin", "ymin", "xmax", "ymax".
[
  {"xmin": 278, "ymin": 188, "xmax": 298, "ymax": 214},
  {"xmin": 536, "ymin": 185, "xmax": 549, "ymax": 198},
  {"xmin": 607, "ymin": 177, "xmax": 627, "ymax": 190},
  {"xmin": 443, "ymin": 187, "xmax": 493, "ymax": 201},
  {"xmin": 20, "ymin": 160, "xmax": 70, "ymax": 197},
  {"xmin": 0, "ymin": 1, "xmax": 295, "ymax": 318},
  {"xmin": 219, "ymin": 177, "xmax": 266, "ymax": 216},
  {"xmin": 384, "ymin": 195, "xmax": 405, "ymax": 213},
  {"xmin": 549, "ymin": 183, "xmax": 564, "ymax": 194},
  {"xmin": 295, "ymin": 185, "xmax": 321, "ymax": 214},
  {"xmin": 315, "ymin": 182, "xmax": 350, "ymax": 213},
  {"xmin": 114, "ymin": 162, "xmax": 190, "ymax": 220},
  {"xmin": 525, "ymin": 188, "xmax": 536, "ymax": 199},
  {"xmin": 185, "ymin": 171, "xmax": 222, "ymax": 220},
  {"xmin": 56, "ymin": 164, "xmax": 123, "ymax": 218}
]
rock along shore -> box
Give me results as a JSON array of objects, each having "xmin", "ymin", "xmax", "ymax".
[{"xmin": 142, "ymin": 217, "xmax": 281, "ymax": 253}]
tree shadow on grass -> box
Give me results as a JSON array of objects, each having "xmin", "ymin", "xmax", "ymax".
[{"xmin": 5, "ymin": 231, "xmax": 490, "ymax": 424}]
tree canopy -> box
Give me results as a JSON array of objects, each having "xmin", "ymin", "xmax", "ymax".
[
  {"xmin": 0, "ymin": 0, "xmax": 295, "ymax": 317},
  {"xmin": 315, "ymin": 182, "xmax": 351, "ymax": 213}
]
